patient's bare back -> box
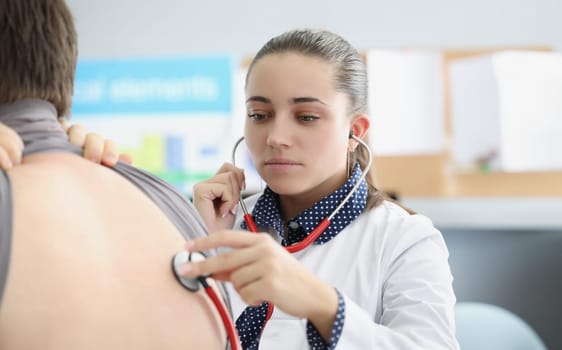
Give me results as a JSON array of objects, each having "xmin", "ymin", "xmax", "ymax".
[{"xmin": 0, "ymin": 153, "xmax": 226, "ymax": 350}]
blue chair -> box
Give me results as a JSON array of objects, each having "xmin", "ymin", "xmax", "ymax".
[{"xmin": 455, "ymin": 302, "xmax": 547, "ymax": 350}]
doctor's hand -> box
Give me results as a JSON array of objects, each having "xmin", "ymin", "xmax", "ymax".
[
  {"xmin": 180, "ymin": 231, "xmax": 339, "ymax": 339},
  {"xmin": 0, "ymin": 122, "xmax": 24, "ymax": 169},
  {"xmin": 58, "ymin": 119, "xmax": 133, "ymax": 166},
  {"xmin": 192, "ymin": 163, "xmax": 245, "ymax": 233}
]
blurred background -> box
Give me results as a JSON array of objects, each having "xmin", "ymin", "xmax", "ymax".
[{"xmin": 66, "ymin": 0, "xmax": 562, "ymax": 348}]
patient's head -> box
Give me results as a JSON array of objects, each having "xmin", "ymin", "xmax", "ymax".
[{"xmin": 0, "ymin": 0, "xmax": 77, "ymax": 117}]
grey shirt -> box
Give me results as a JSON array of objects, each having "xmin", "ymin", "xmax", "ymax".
[{"xmin": 0, "ymin": 99, "xmax": 212, "ymax": 306}]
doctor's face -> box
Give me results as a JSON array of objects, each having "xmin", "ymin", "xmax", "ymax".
[{"xmin": 244, "ymin": 53, "xmax": 351, "ymax": 200}]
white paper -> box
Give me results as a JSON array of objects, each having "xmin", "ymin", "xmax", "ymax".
[
  {"xmin": 495, "ymin": 51, "xmax": 562, "ymax": 172},
  {"xmin": 450, "ymin": 51, "xmax": 562, "ymax": 172},
  {"xmin": 367, "ymin": 49, "xmax": 445, "ymax": 156},
  {"xmin": 449, "ymin": 55, "xmax": 502, "ymax": 171}
]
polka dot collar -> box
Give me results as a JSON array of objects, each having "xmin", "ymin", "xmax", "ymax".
[{"xmin": 241, "ymin": 164, "xmax": 367, "ymax": 247}]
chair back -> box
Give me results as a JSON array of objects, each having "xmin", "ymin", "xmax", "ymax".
[{"xmin": 455, "ymin": 302, "xmax": 547, "ymax": 350}]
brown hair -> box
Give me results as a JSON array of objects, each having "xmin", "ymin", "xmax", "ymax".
[
  {"xmin": 246, "ymin": 29, "xmax": 385, "ymax": 210},
  {"xmin": 0, "ymin": 0, "xmax": 77, "ymax": 117}
]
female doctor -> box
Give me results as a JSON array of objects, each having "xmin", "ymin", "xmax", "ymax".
[
  {"xmin": 0, "ymin": 29, "xmax": 459, "ymax": 350},
  {"xmin": 182, "ymin": 29, "xmax": 459, "ymax": 350}
]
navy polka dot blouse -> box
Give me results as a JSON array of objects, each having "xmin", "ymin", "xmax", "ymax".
[{"xmin": 237, "ymin": 164, "xmax": 368, "ymax": 349}]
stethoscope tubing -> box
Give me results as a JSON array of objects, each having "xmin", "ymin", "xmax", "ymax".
[
  {"xmin": 200, "ymin": 278, "xmax": 241, "ymax": 350},
  {"xmin": 231, "ymin": 134, "xmax": 373, "ymax": 249},
  {"xmin": 231, "ymin": 134, "xmax": 373, "ymax": 332}
]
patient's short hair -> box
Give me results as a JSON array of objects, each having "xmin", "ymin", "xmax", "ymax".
[{"xmin": 0, "ymin": 0, "xmax": 78, "ymax": 117}]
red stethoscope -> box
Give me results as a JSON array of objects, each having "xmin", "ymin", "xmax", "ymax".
[
  {"xmin": 172, "ymin": 132, "xmax": 371, "ymax": 349},
  {"xmin": 172, "ymin": 251, "xmax": 241, "ymax": 350},
  {"xmin": 230, "ymin": 132, "xmax": 372, "ymax": 334}
]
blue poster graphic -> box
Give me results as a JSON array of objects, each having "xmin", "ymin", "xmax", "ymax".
[{"xmin": 72, "ymin": 56, "xmax": 233, "ymax": 115}]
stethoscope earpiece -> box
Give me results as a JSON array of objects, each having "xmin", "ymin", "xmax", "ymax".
[
  {"xmin": 172, "ymin": 251, "xmax": 207, "ymax": 292},
  {"xmin": 231, "ymin": 133, "xmax": 372, "ymax": 253}
]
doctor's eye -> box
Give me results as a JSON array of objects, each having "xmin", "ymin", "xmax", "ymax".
[
  {"xmin": 248, "ymin": 113, "xmax": 268, "ymax": 121},
  {"xmin": 298, "ymin": 115, "xmax": 319, "ymax": 122}
]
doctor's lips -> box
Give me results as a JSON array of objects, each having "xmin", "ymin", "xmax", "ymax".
[
  {"xmin": 264, "ymin": 158, "xmax": 302, "ymax": 169},
  {"xmin": 265, "ymin": 158, "xmax": 301, "ymax": 165}
]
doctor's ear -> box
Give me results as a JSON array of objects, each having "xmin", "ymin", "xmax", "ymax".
[
  {"xmin": 348, "ymin": 114, "xmax": 370, "ymax": 151},
  {"xmin": 349, "ymin": 114, "xmax": 370, "ymax": 139}
]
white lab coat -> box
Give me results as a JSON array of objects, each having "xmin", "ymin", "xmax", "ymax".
[{"xmin": 227, "ymin": 196, "xmax": 460, "ymax": 349}]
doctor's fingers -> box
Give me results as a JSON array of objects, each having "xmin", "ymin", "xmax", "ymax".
[
  {"xmin": 0, "ymin": 126, "xmax": 24, "ymax": 168},
  {"xmin": 66, "ymin": 123, "xmax": 87, "ymax": 148},
  {"xmin": 180, "ymin": 243, "xmax": 260, "ymax": 280},
  {"xmin": 0, "ymin": 148, "xmax": 15, "ymax": 169},
  {"xmin": 184, "ymin": 234, "xmax": 285, "ymax": 281},
  {"xmin": 0, "ymin": 122, "xmax": 25, "ymax": 147},
  {"xmin": 99, "ymin": 139, "xmax": 120, "ymax": 166},
  {"xmin": 193, "ymin": 175, "xmax": 241, "ymax": 214},
  {"xmin": 58, "ymin": 118, "xmax": 70, "ymax": 131},
  {"xmin": 192, "ymin": 183, "xmax": 238, "ymax": 218},
  {"xmin": 215, "ymin": 163, "xmax": 245, "ymax": 188},
  {"xmin": 83, "ymin": 133, "xmax": 105, "ymax": 163},
  {"xmin": 186, "ymin": 230, "xmax": 274, "ymax": 253},
  {"xmin": 66, "ymin": 124, "xmax": 121, "ymax": 166},
  {"xmin": 118, "ymin": 153, "xmax": 134, "ymax": 165},
  {"xmin": 212, "ymin": 164, "xmax": 246, "ymax": 195}
]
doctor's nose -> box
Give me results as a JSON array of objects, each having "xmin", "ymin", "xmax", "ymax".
[{"xmin": 266, "ymin": 119, "xmax": 293, "ymax": 149}]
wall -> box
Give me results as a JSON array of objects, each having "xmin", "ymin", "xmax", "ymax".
[{"xmin": 67, "ymin": 0, "xmax": 562, "ymax": 59}]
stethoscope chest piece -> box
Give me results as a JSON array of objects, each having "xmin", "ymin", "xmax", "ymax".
[{"xmin": 172, "ymin": 251, "xmax": 207, "ymax": 292}]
